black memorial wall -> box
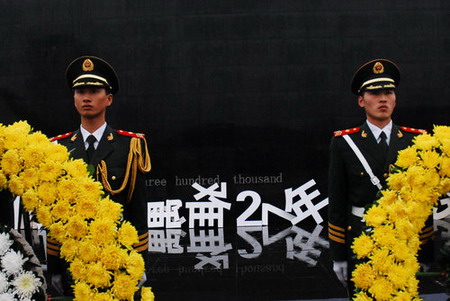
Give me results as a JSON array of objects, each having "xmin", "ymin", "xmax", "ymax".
[{"xmin": 0, "ymin": 0, "xmax": 449, "ymax": 228}]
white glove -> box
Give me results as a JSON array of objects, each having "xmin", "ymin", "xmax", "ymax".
[
  {"xmin": 51, "ymin": 274, "xmax": 64, "ymax": 295},
  {"xmin": 138, "ymin": 272, "xmax": 147, "ymax": 287},
  {"xmin": 333, "ymin": 261, "xmax": 348, "ymax": 286}
]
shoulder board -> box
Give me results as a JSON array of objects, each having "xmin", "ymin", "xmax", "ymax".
[
  {"xmin": 116, "ymin": 130, "xmax": 146, "ymax": 139},
  {"xmin": 399, "ymin": 127, "xmax": 427, "ymax": 134},
  {"xmin": 50, "ymin": 132, "xmax": 73, "ymax": 142},
  {"xmin": 333, "ymin": 127, "xmax": 360, "ymax": 137}
]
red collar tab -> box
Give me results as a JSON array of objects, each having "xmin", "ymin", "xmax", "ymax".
[
  {"xmin": 116, "ymin": 130, "xmax": 146, "ymax": 139},
  {"xmin": 50, "ymin": 132, "xmax": 73, "ymax": 142},
  {"xmin": 333, "ymin": 127, "xmax": 361, "ymax": 137},
  {"xmin": 399, "ymin": 127, "xmax": 427, "ymax": 134}
]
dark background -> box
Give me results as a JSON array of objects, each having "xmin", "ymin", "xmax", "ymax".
[
  {"xmin": 2, "ymin": 1, "xmax": 450, "ymax": 299},
  {"xmin": 1, "ymin": 1, "xmax": 449, "ymax": 200}
]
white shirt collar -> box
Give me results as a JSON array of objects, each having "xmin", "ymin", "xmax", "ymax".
[
  {"xmin": 80, "ymin": 123, "xmax": 107, "ymax": 149},
  {"xmin": 366, "ymin": 120, "xmax": 392, "ymax": 145}
]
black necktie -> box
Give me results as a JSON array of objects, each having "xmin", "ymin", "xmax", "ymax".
[
  {"xmin": 379, "ymin": 131, "xmax": 388, "ymax": 157},
  {"xmin": 86, "ymin": 135, "xmax": 96, "ymax": 162}
]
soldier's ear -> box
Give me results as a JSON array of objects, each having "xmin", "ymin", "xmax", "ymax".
[
  {"xmin": 357, "ymin": 95, "xmax": 364, "ymax": 108},
  {"xmin": 107, "ymin": 94, "xmax": 113, "ymax": 106}
]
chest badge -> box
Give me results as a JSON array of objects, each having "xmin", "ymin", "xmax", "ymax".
[{"xmin": 361, "ymin": 130, "xmax": 368, "ymax": 138}]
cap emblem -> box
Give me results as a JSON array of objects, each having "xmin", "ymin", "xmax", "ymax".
[
  {"xmin": 373, "ymin": 62, "xmax": 384, "ymax": 74},
  {"xmin": 82, "ymin": 59, "xmax": 94, "ymax": 72}
]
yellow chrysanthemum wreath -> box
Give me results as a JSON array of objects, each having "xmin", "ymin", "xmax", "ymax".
[
  {"xmin": 0, "ymin": 121, "xmax": 154, "ymax": 300},
  {"xmin": 351, "ymin": 125, "xmax": 450, "ymax": 301}
]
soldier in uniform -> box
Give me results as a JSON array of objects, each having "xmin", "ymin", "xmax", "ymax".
[
  {"xmin": 327, "ymin": 59, "xmax": 434, "ymax": 296},
  {"xmin": 47, "ymin": 56, "xmax": 151, "ymax": 295}
]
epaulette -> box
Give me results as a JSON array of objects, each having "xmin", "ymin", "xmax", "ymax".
[
  {"xmin": 399, "ymin": 126, "xmax": 427, "ymax": 134},
  {"xmin": 333, "ymin": 127, "xmax": 360, "ymax": 137},
  {"xmin": 50, "ymin": 132, "xmax": 73, "ymax": 142},
  {"xmin": 116, "ymin": 130, "xmax": 146, "ymax": 139}
]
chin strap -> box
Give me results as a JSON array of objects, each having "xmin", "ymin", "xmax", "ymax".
[{"xmin": 97, "ymin": 137, "xmax": 151, "ymax": 202}]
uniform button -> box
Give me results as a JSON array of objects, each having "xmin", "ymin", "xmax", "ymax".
[
  {"xmin": 360, "ymin": 172, "xmax": 364, "ymax": 176},
  {"xmin": 347, "ymin": 226, "xmax": 352, "ymax": 231},
  {"xmin": 111, "ymin": 176, "xmax": 117, "ymax": 180},
  {"xmin": 383, "ymin": 173, "xmax": 388, "ymax": 178}
]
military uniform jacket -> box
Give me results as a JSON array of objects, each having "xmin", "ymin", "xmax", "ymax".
[
  {"xmin": 47, "ymin": 125, "xmax": 151, "ymax": 274},
  {"xmin": 327, "ymin": 122, "xmax": 433, "ymax": 261}
]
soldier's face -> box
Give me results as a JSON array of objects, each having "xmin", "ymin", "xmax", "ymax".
[
  {"xmin": 73, "ymin": 87, "xmax": 113, "ymax": 119},
  {"xmin": 358, "ymin": 89, "xmax": 396, "ymax": 125}
]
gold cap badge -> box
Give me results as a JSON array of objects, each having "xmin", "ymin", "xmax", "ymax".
[
  {"xmin": 373, "ymin": 62, "xmax": 384, "ymax": 74},
  {"xmin": 82, "ymin": 59, "xmax": 94, "ymax": 72}
]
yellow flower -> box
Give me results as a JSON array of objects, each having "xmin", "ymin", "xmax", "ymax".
[
  {"xmin": 406, "ymin": 276, "xmax": 419, "ymax": 295},
  {"xmin": 413, "ymin": 133, "xmax": 439, "ymax": 151},
  {"xmin": 8, "ymin": 175, "xmax": 25, "ymax": 195},
  {"xmin": 353, "ymin": 291, "xmax": 373, "ymax": 301},
  {"xmin": 391, "ymin": 240, "xmax": 414, "ymax": 262},
  {"xmin": 66, "ymin": 215, "xmax": 89, "ymax": 239},
  {"xmin": 420, "ymin": 150, "xmax": 440, "ymax": 169},
  {"xmin": 93, "ymin": 291, "xmax": 116, "ymax": 301},
  {"xmin": 369, "ymin": 276, "xmax": 395, "ymax": 301},
  {"xmin": 379, "ymin": 189, "xmax": 398, "ymax": 206},
  {"xmin": 141, "ymin": 287, "xmax": 155, "ymax": 301},
  {"xmin": 1, "ymin": 149, "xmax": 22, "ymax": 175},
  {"xmin": 117, "ymin": 221, "xmax": 139, "ymax": 249},
  {"xmin": 85, "ymin": 261, "xmax": 111, "ymax": 288},
  {"xmin": 63, "ymin": 159, "xmax": 89, "ymax": 178},
  {"xmin": 393, "ymin": 218, "xmax": 416, "ymax": 240},
  {"xmin": 0, "ymin": 171, "xmax": 7, "ymax": 189},
  {"xmin": 387, "ymin": 263, "xmax": 410, "ymax": 289},
  {"xmin": 52, "ymin": 199, "xmax": 73, "ymax": 223},
  {"xmin": 38, "ymin": 159, "xmax": 64, "ymax": 182},
  {"xmin": 352, "ymin": 262, "xmax": 376, "ymax": 290},
  {"xmin": 60, "ymin": 238, "xmax": 79, "ymax": 261},
  {"xmin": 69, "ymin": 258, "xmax": 88, "ymax": 282},
  {"xmin": 37, "ymin": 182, "xmax": 58, "ymax": 206},
  {"xmin": 46, "ymin": 143, "xmax": 70, "ymax": 163},
  {"xmin": 112, "ymin": 271, "xmax": 139, "ymax": 300},
  {"xmin": 18, "ymin": 168, "xmax": 40, "ymax": 189},
  {"xmin": 125, "ymin": 251, "xmax": 145, "ymax": 280},
  {"xmin": 97, "ymin": 197, "xmax": 123, "ymax": 222},
  {"xmin": 90, "ymin": 219, "xmax": 117, "ymax": 245},
  {"xmin": 372, "ymin": 225, "xmax": 397, "ymax": 248},
  {"xmin": 2, "ymin": 121, "xmax": 30, "ymax": 150},
  {"xmin": 20, "ymin": 145, "xmax": 46, "ymax": 169},
  {"xmin": 21, "ymin": 189, "xmax": 40, "ymax": 212},
  {"xmin": 73, "ymin": 281, "xmax": 95, "ymax": 301},
  {"xmin": 392, "ymin": 291, "xmax": 416, "ymax": 301},
  {"xmin": 99, "ymin": 244, "xmax": 127, "ymax": 270},
  {"xmin": 48, "ymin": 221, "xmax": 68, "ymax": 242},
  {"xmin": 396, "ymin": 147, "xmax": 418, "ymax": 169},
  {"xmin": 370, "ymin": 248, "xmax": 394, "ymax": 274},
  {"xmin": 35, "ymin": 206, "xmax": 54, "ymax": 228},
  {"xmin": 364, "ymin": 205, "xmax": 387, "ymax": 227},
  {"xmin": 57, "ymin": 178, "xmax": 80, "ymax": 204},
  {"xmin": 438, "ymin": 177, "xmax": 450, "ymax": 195},
  {"xmin": 433, "ymin": 125, "xmax": 450, "ymax": 141},
  {"xmin": 78, "ymin": 239, "xmax": 100, "ymax": 263},
  {"xmin": 74, "ymin": 196, "xmax": 99, "ymax": 220},
  {"xmin": 386, "ymin": 172, "xmax": 408, "ymax": 191},
  {"xmin": 352, "ymin": 233, "xmax": 374, "ymax": 259}
]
